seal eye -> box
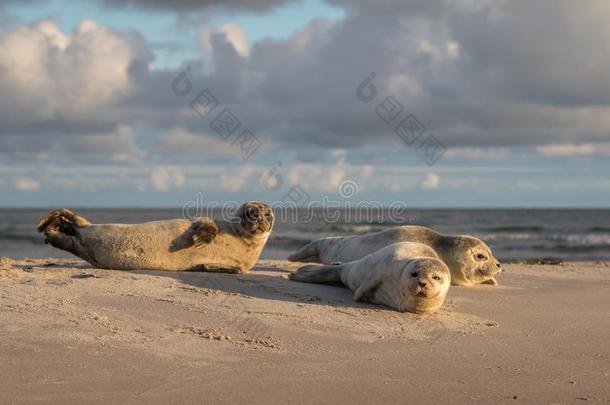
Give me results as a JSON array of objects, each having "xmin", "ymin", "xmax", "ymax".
[
  {"xmin": 410, "ymin": 272, "xmax": 419, "ymax": 277},
  {"xmin": 245, "ymin": 206, "xmax": 258, "ymax": 220},
  {"xmin": 475, "ymin": 253, "xmax": 487, "ymax": 261},
  {"xmin": 432, "ymin": 275, "xmax": 441, "ymax": 281}
]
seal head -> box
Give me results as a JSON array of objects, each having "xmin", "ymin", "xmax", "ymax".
[
  {"xmin": 439, "ymin": 236, "xmax": 502, "ymax": 286},
  {"xmin": 238, "ymin": 201, "xmax": 274, "ymax": 237},
  {"xmin": 398, "ymin": 258, "xmax": 451, "ymax": 313},
  {"xmin": 352, "ymin": 255, "xmax": 451, "ymax": 314}
]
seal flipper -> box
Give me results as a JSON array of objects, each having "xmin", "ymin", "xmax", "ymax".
[
  {"xmin": 482, "ymin": 277, "xmax": 498, "ymax": 286},
  {"xmin": 36, "ymin": 208, "xmax": 91, "ymax": 233},
  {"xmin": 353, "ymin": 271, "xmax": 384, "ymax": 301},
  {"xmin": 191, "ymin": 218, "xmax": 219, "ymax": 247},
  {"xmin": 36, "ymin": 209, "xmax": 91, "ymax": 260},
  {"xmin": 289, "ymin": 263, "xmax": 342, "ymax": 283},
  {"xmin": 201, "ymin": 264, "xmax": 245, "ymax": 274},
  {"xmin": 287, "ymin": 240, "xmax": 321, "ymax": 262}
]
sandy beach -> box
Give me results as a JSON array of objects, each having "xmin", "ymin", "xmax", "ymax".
[
  {"xmin": 2, "ymin": 0, "xmax": 609, "ymax": 404},
  {"xmin": 0, "ymin": 257, "xmax": 608, "ymax": 404}
]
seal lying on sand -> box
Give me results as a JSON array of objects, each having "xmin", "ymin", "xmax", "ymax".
[
  {"xmin": 290, "ymin": 242, "xmax": 451, "ymax": 313},
  {"xmin": 288, "ymin": 225, "xmax": 501, "ymax": 286},
  {"xmin": 37, "ymin": 202, "xmax": 274, "ymax": 273}
]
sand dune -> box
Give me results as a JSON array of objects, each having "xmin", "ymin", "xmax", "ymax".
[{"xmin": 1, "ymin": 257, "xmax": 609, "ymax": 404}]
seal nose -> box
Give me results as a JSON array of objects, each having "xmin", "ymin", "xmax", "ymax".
[
  {"xmin": 418, "ymin": 281, "xmax": 427, "ymax": 288},
  {"xmin": 495, "ymin": 262, "xmax": 502, "ymax": 272}
]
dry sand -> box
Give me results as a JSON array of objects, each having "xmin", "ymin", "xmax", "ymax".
[{"xmin": 0, "ymin": 257, "xmax": 609, "ymax": 404}]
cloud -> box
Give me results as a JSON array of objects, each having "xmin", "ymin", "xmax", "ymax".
[
  {"xmin": 61, "ymin": 126, "xmax": 141, "ymax": 163},
  {"xmin": 149, "ymin": 166, "xmax": 186, "ymax": 191},
  {"xmin": 451, "ymin": 1, "xmax": 610, "ymax": 107},
  {"xmin": 4, "ymin": 4, "xmax": 610, "ymax": 155},
  {"xmin": 419, "ymin": 172, "xmax": 440, "ymax": 190},
  {"xmin": 324, "ymin": 166, "xmax": 347, "ymax": 192},
  {"xmin": 444, "ymin": 147, "xmax": 512, "ymax": 159},
  {"xmin": 100, "ymin": 0, "xmax": 292, "ymax": 12},
  {"xmin": 219, "ymin": 165, "xmax": 255, "ymax": 192},
  {"xmin": 165, "ymin": 0, "xmax": 610, "ymax": 151},
  {"xmin": 13, "ymin": 177, "xmax": 39, "ymax": 191},
  {"xmin": 200, "ymin": 23, "xmax": 250, "ymax": 58},
  {"xmin": 535, "ymin": 143, "xmax": 610, "ymax": 157},
  {"xmin": 1, "ymin": 1, "xmax": 610, "ymax": 202},
  {"xmin": 359, "ymin": 164, "xmax": 374, "ymax": 180},
  {"xmin": 150, "ymin": 127, "xmax": 237, "ymax": 158},
  {"xmin": 0, "ymin": 19, "xmax": 147, "ymax": 136},
  {"xmin": 0, "ymin": 125, "xmax": 141, "ymax": 165}
]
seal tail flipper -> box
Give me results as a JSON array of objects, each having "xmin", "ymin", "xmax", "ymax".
[
  {"xmin": 36, "ymin": 208, "xmax": 91, "ymax": 233},
  {"xmin": 36, "ymin": 209, "xmax": 91, "ymax": 256},
  {"xmin": 289, "ymin": 263, "xmax": 342, "ymax": 284},
  {"xmin": 287, "ymin": 240, "xmax": 321, "ymax": 262}
]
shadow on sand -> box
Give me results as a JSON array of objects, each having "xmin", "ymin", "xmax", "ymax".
[
  {"xmin": 133, "ymin": 263, "xmax": 385, "ymax": 312},
  {"xmin": 22, "ymin": 257, "xmax": 391, "ymax": 312}
]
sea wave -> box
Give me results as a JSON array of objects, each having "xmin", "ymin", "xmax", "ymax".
[
  {"xmin": 588, "ymin": 226, "xmax": 610, "ymax": 233},
  {"xmin": 0, "ymin": 232, "xmax": 41, "ymax": 244},
  {"xmin": 479, "ymin": 225, "xmax": 548, "ymax": 233},
  {"xmin": 2, "ymin": 208, "xmax": 610, "ymax": 261}
]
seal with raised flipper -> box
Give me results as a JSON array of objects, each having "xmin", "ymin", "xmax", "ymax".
[
  {"xmin": 37, "ymin": 202, "xmax": 274, "ymax": 273},
  {"xmin": 289, "ymin": 242, "xmax": 451, "ymax": 313},
  {"xmin": 287, "ymin": 225, "xmax": 501, "ymax": 286}
]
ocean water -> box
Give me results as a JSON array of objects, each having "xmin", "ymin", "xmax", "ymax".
[{"xmin": 1, "ymin": 208, "xmax": 609, "ymax": 262}]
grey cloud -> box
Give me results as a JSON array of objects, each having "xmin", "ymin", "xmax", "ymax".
[
  {"xmin": 449, "ymin": 0, "xmax": 610, "ymax": 107},
  {"xmin": 2, "ymin": 0, "xmax": 610, "ymax": 165},
  {"xmin": 325, "ymin": 0, "xmax": 450, "ymax": 17},
  {"xmin": 0, "ymin": 20, "xmax": 142, "ymax": 136},
  {"xmin": 218, "ymin": 0, "xmax": 610, "ymax": 148},
  {"xmin": 101, "ymin": 0, "xmax": 293, "ymax": 12}
]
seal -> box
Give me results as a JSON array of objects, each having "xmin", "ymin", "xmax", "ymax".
[
  {"xmin": 289, "ymin": 242, "xmax": 451, "ymax": 313},
  {"xmin": 287, "ymin": 225, "xmax": 501, "ymax": 286},
  {"xmin": 37, "ymin": 201, "xmax": 274, "ymax": 273}
]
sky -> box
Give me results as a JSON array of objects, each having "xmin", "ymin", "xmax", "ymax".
[{"xmin": 0, "ymin": 0, "xmax": 609, "ymax": 208}]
